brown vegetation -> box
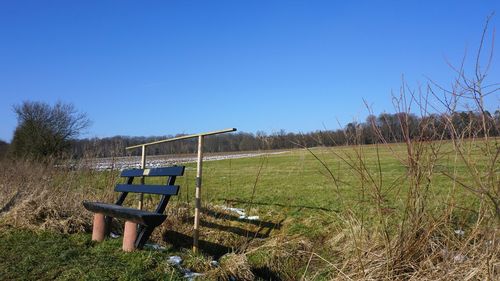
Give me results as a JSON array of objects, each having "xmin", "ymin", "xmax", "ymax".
[{"xmin": 0, "ymin": 159, "xmax": 111, "ymax": 233}]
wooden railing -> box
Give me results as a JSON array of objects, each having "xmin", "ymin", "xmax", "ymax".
[{"xmin": 125, "ymin": 128, "xmax": 237, "ymax": 253}]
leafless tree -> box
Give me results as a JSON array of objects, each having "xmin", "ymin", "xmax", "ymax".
[{"xmin": 10, "ymin": 101, "xmax": 91, "ymax": 159}]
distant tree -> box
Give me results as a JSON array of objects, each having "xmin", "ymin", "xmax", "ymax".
[
  {"xmin": 363, "ymin": 115, "xmax": 378, "ymax": 144},
  {"xmin": 10, "ymin": 101, "xmax": 91, "ymax": 159},
  {"xmin": 495, "ymin": 110, "xmax": 500, "ymax": 135},
  {"xmin": 345, "ymin": 122, "xmax": 359, "ymax": 144},
  {"xmin": 0, "ymin": 140, "xmax": 9, "ymax": 159}
]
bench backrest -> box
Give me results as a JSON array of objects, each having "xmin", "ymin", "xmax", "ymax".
[
  {"xmin": 115, "ymin": 166, "xmax": 185, "ymax": 196},
  {"xmin": 114, "ymin": 166, "xmax": 185, "ymax": 213},
  {"xmin": 120, "ymin": 166, "xmax": 185, "ymax": 178}
]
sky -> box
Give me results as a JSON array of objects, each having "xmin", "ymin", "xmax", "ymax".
[{"xmin": 1, "ymin": 0, "xmax": 499, "ymax": 142}]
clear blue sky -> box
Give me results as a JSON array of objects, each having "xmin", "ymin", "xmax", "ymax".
[{"xmin": 1, "ymin": 1, "xmax": 499, "ymax": 142}]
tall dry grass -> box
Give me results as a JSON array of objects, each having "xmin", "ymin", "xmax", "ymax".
[
  {"xmin": 0, "ymin": 158, "xmax": 115, "ymax": 233},
  {"xmin": 297, "ymin": 18, "xmax": 499, "ymax": 280}
]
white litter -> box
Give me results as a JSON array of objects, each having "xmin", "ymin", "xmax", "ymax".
[
  {"xmin": 110, "ymin": 232, "xmax": 120, "ymax": 239},
  {"xmin": 167, "ymin": 256, "xmax": 183, "ymax": 266},
  {"xmin": 220, "ymin": 206, "xmax": 259, "ymax": 221},
  {"xmin": 144, "ymin": 243, "xmax": 166, "ymax": 251},
  {"xmin": 184, "ymin": 271, "xmax": 204, "ymax": 280},
  {"xmin": 454, "ymin": 229, "xmax": 465, "ymax": 236},
  {"xmin": 453, "ymin": 254, "xmax": 467, "ymax": 263},
  {"xmin": 222, "ymin": 207, "xmax": 246, "ymax": 217},
  {"xmin": 167, "ymin": 256, "xmax": 204, "ymax": 280}
]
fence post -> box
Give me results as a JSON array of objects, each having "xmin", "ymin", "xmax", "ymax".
[
  {"xmin": 139, "ymin": 145, "xmax": 146, "ymax": 210},
  {"xmin": 193, "ymin": 135, "xmax": 204, "ymax": 253}
]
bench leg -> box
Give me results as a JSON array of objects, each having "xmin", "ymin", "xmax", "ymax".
[
  {"xmin": 123, "ymin": 221, "xmax": 137, "ymax": 252},
  {"xmin": 92, "ymin": 213, "xmax": 106, "ymax": 242},
  {"xmin": 104, "ymin": 216, "xmax": 113, "ymax": 237},
  {"xmin": 135, "ymin": 225, "xmax": 154, "ymax": 249}
]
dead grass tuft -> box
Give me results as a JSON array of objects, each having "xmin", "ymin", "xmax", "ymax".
[
  {"xmin": 2, "ymin": 190, "xmax": 91, "ymax": 233},
  {"xmin": 207, "ymin": 253, "xmax": 254, "ymax": 281},
  {"xmin": 182, "ymin": 250, "xmax": 215, "ymax": 273}
]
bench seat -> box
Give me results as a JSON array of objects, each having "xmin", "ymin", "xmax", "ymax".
[{"xmin": 83, "ymin": 201, "xmax": 167, "ymax": 227}]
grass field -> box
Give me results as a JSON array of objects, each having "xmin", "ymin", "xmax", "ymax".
[{"xmin": 0, "ymin": 141, "xmax": 498, "ymax": 280}]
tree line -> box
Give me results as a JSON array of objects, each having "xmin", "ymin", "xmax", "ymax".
[
  {"xmin": 69, "ymin": 110, "xmax": 500, "ymax": 158},
  {"xmin": 2, "ymin": 100, "xmax": 498, "ymax": 160}
]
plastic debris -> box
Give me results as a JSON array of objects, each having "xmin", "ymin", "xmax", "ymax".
[
  {"xmin": 222, "ymin": 207, "xmax": 246, "ymax": 217},
  {"xmin": 144, "ymin": 243, "xmax": 166, "ymax": 251},
  {"xmin": 453, "ymin": 254, "xmax": 467, "ymax": 263},
  {"xmin": 110, "ymin": 232, "xmax": 120, "ymax": 239},
  {"xmin": 454, "ymin": 229, "xmax": 465, "ymax": 236},
  {"xmin": 220, "ymin": 206, "xmax": 259, "ymax": 220},
  {"xmin": 184, "ymin": 271, "xmax": 204, "ymax": 280},
  {"xmin": 167, "ymin": 256, "xmax": 183, "ymax": 266},
  {"xmin": 167, "ymin": 256, "xmax": 204, "ymax": 280}
]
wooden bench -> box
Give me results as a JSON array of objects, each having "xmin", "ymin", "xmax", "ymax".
[{"xmin": 83, "ymin": 166, "xmax": 185, "ymax": 251}]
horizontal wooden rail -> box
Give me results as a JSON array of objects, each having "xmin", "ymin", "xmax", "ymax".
[{"xmin": 125, "ymin": 128, "xmax": 237, "ymax": 150}]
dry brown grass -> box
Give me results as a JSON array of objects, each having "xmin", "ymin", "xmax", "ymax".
[
  {"xmin": 206, "ymin": 253, "xmax": 255, "ymax": 281},
  {"xmin": 0, "ymin": 159, "xmax": 114, "ymax": 233},
  {"xmin": 310, "ymin": 213, "xmax": 499, "ymax": 280}
]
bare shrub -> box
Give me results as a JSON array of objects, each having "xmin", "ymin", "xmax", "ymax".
[
  {"xmin": 427, "ymin": 14, "xmax": 500, "ymax": 219},
  {"xmin": 299, "ymin": 16, "xmax": 499, "ymax": 280}
]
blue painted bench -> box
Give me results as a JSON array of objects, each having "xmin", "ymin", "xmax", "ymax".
[{"xmin": 83, "ymin": 166, "xmax": 185, "ymax": 249}]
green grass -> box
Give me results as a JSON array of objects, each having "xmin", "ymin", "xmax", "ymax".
[
  {"xmin": 186, "ymin": 144, "xmax": 473, "ymax": 204},
  {"xmin": 0, "ymin": 141, "xmax": 494, "ymax": 279},
  {"xmin": 175, "ymin": 143, "xmax": 481, "ymax": 230},
  {"xmin": 0, "ymin": 228, "xmax": 184, "ymax": 281}
]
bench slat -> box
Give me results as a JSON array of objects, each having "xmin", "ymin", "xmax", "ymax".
[
  {"xmin": 115, "ymin": 184, "xmax": 180, "ymax": 195},
  {"xmin": 83, "ymin": 201, "xmax": 166, "ymax": 226},
  {"xmin": 120, "ymin": 166, "xmax": 185, "ymax": 177}
]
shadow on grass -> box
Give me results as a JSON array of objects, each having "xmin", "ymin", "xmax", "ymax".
[
  {"xmin": 200, "ymin": 220, "xmax": 271, "ymax": 239},
  {"xmin": 221, "ymin": 198, "xmax": 338, "ymax": 212},
  {"xmin": 165, "ymin": 206, "xmax": 286, "ymax": 279},
  {"xmin": 162, "ymin": 230, "xmax": 283, "ymax": 280},
  {"xmin": 163, "ymin": 230, "xmax": 231, "ymax": 258},
  {"xmin": 253, "ymin": 266, "xmax": 283, "ymax": 281},
  {"xmin": 202, "ymin": 208, "xmax": 284, "ymax": 231}
]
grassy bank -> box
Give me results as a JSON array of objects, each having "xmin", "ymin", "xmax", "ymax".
[
  {"xmin": 0, "ymin": 228, "xmax": 183, "ymax": 280},
  {"xmin": 0, "ymin": 140, "xmax": 498, "ymax": 280}
]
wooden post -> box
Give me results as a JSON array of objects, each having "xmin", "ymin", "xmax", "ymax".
[
  {"xmin": 193, "ymin": 135, "xmax": 204, "ymax": 253},
  {"xmin": 139, "ymin": 145, "xmax": 146, "ymax": 210}
]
